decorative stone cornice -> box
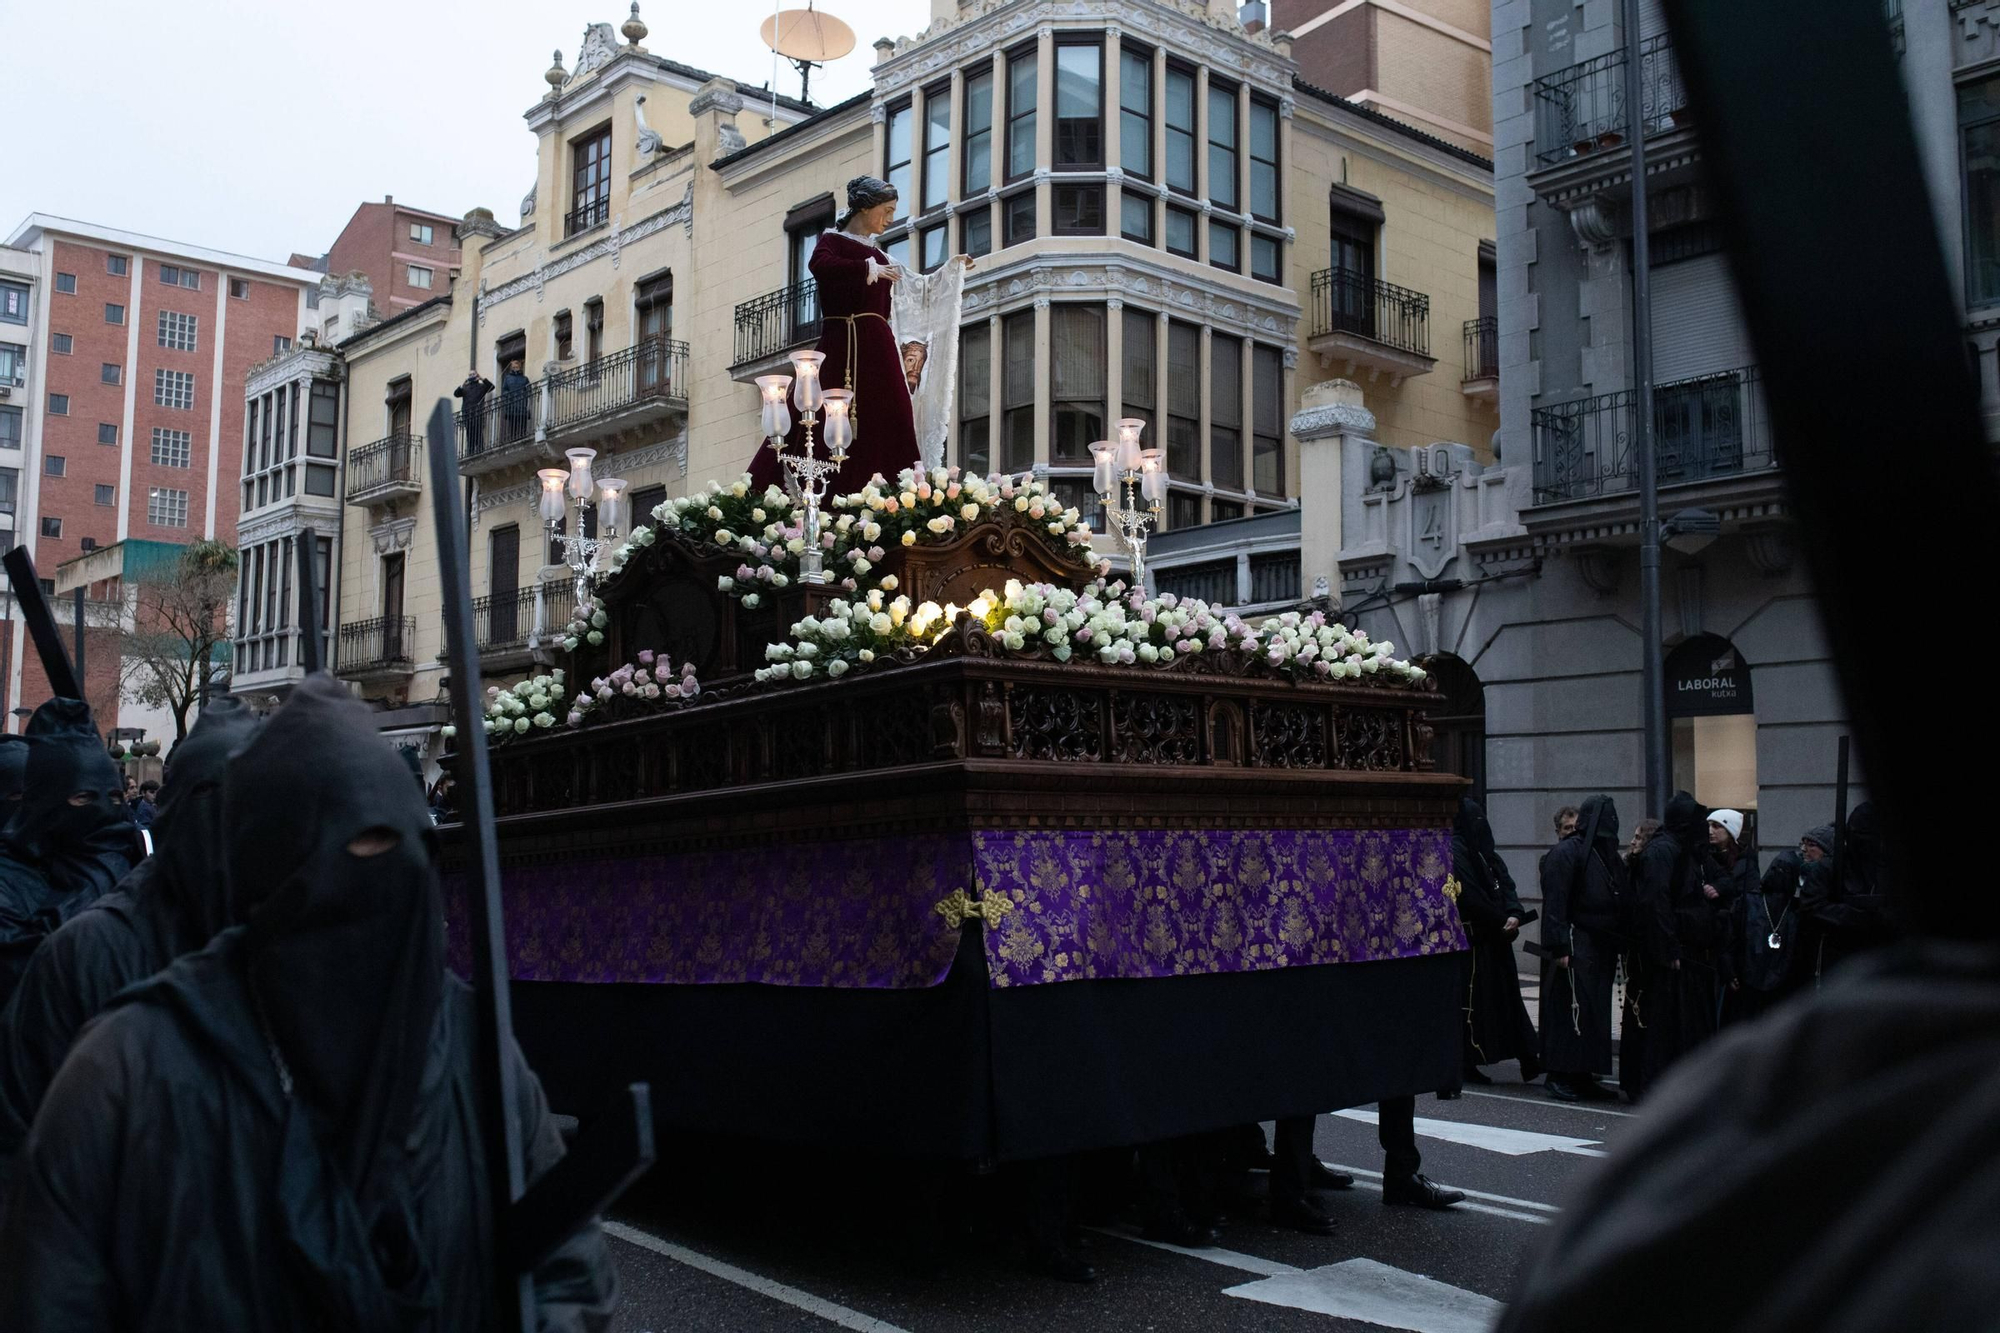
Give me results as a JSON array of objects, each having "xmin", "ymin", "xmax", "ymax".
[
  {"xmin": 1291, "ymin": 379, "xmax": 1374, "ymax": 440},
  {"xmin": 370, "ymin": 516, "xmax": 418, "ymax": 555},
  {"xmin": 478, "ymin": 202, "xmax": 690, "ymax": 318},
  {"xmin": 688, "ymin": 84, "xmax": 744, "ymax": 118}
]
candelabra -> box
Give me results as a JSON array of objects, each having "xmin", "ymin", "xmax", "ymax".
[
  {"xmin": 1090, "ymin": 418, "xmax": 1166, "ymax": 589},
  {"xmin": 757, "ymin": 349, "xmax": 852, "ymax": 585},
  {"xmin": 536, "ymin": 447, "xmax": 629, "ymax": 619}
]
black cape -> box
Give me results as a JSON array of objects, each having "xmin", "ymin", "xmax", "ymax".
[
  {"xmin": 1538, "ymin": 795, "xmax": 1624, "ymax": 1077},
  {"xmin": 1453, "ymin": 800, "xmax": 1537, "ymax": 1068},
  {"xmin": 1625, "ymin": 791, "xmax": 1717, "ymax": 1096},
  {"xmin": 0, "ymin": 945, "xmax": 617, "ymax": 1331},
  {"xmin": 1498, "ymin": 941, "xmax": 2000, "ymax": 1333}
]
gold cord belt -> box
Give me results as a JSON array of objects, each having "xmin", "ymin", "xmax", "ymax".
[{"xmin": 830, "ymin": 312, "xmax": 894, "ymax": 435}]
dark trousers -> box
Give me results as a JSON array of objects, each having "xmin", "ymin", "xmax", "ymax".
[
  {"xmin": 1138, "ymin": 1133, "xmax": 1225, "ymax": 1227},
  {"xmin": 1271, "ymin": 1095, "xmax": 1421, "ymax": 1205}
]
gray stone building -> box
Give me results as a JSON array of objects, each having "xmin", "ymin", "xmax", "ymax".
[{"xmin": 1298, "ymin": 0, "xmax": 1887, "ymax": 906}]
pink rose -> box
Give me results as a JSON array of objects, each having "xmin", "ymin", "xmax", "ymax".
[
  {"xmin": 637, "ymin": 649, "xmax": 655, "ymax": 665},
  {"xmin": 883, "ymin": 498, "xmax": 900, "ymax": 513},
  {"xmin": 946, "ymin": 482, "xmax": 961, "ymax": 499},
  {"xmin": 566, "ymin": 711, "xmax": 583, "ymax": 726}
]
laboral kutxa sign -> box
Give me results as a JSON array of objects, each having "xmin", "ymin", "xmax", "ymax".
[{"xmin": 1665, "ymin": 633, "xmax": 1753, "ymax": 717}]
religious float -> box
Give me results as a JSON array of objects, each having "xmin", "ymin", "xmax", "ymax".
[{"xmin": 442, "ymin": 429, "xmax": 1470, "ymax": 1164}]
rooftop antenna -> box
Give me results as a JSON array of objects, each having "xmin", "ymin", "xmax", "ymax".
[{"xmin": 760, "ymin": 2, "xmax": 855, "ymax": 107}]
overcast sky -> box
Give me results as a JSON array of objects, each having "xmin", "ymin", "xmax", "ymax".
[{"xmin": 0, "ymin": 0, "xmax": 926, "ymax": 262}]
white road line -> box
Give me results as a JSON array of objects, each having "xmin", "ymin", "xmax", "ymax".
[
  {"xmin": 1461, "ymin": 1088, "xmax": 1639, "ymax": 1119},
  {"xmin": 1091, "ymin": 1226, "xmax": 1305, "ymax": 1277},
  {"xmin": 1320, "ymin": 1162, "xmax": 1559, "ymax": 1221},
  {"xmin": 603, "ymin": 1221, "xmax": 912, "ymax": 1333},
  {"xmin": 1225, "ymin": 1257, "xmax": 1503, "ymax": 1332},
  {"xmin": 1334, "ymin": 1109, "xmax": 1604, "ymax": 1159}
]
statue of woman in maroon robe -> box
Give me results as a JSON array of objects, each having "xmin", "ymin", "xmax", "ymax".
[{"xmin": 749, "ymin": 177, "xmax": 972, "ymax": 496}]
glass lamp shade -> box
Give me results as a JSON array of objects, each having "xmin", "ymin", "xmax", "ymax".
[
  {"xmin": 1116, "ymin": 431, "xmax": 1142, "ymax": 475},
  {"xmin": 564, "ymin": 448, "xmax": 597, "ymax": 500},
  {"xmin": 1139, "ymin": 449, "xmax": 1167, "ymax": 505},
  {"xmin": 537, "ymin": 468, "xmax": 569, "ymax": 522},
  {"xmin": 755, "ymin": 374, "xmax": 794, "ymax": 440},
  {"xmin": 820, "ymin": 389, "xmax": 854, "ymax": 458},
  {"xmin": 789, "ymin": 350, "xmax": 826, "ymax": 413},
  {"xmin": 1089, "ymin": 441, "xmax": 1116, "ymax": 497},
  {"xmin": 597, "ymin": 477, "xmax": 628, "ymax": 534},
  {"xmin": 1116, "ymin": 417, "xmax": 1147, "ymax": 446}
]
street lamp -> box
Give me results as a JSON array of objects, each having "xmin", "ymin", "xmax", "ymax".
[
  {"xmin": 1661, "ymin": 507, "xmax": 1722, "ymax": 556},
  {"xmin": 538, "ymin": 449, "xmax": 627, "ymax": 621}
]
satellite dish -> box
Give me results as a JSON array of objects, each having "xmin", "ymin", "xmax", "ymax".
[{"xmin": 759, "ymin": 5, "xmax": 855, "ymax": 105}]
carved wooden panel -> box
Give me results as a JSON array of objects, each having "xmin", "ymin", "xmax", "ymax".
[
  {"xmin": 1111, "ymin": 692, "xmax": 1202, "ymax": 765},
  {"xmin": 1008, "ymin": 685, "xmax": 1104, "ymax": 762},
  {"xmin": 1335, "ymin": 707, "xmax": 1408, "ymax": 772},
  {"xmin": 1250, "ymin": 701, "xmax": 1328, "ymax": 769}
]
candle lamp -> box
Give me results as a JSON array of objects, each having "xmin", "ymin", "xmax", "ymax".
[
  {"xmin": 759, "ymin": 349, "xmax": 849, "ymax": 584},
  {"xmin": 1095, "ymin": 421, "xmax": 1163, "ymax": 589}
]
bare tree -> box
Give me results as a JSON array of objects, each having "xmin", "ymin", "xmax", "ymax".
[{"xmin": 116, "ymin": 541, "xmax": 238, "ymax": 742}]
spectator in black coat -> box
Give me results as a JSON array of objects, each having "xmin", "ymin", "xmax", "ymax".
[
  {"xmin": 1627, "ymin": 791, "xmax": 1718, "ymax": 1099},
  {"xmin": 1723, "ymin": 848, "xmax": 1804, "ymax": 1025}
]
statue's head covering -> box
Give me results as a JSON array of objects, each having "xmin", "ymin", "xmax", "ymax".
[{"xmin": 839, "ymin": 175, "xmax": 899, "ymax": 228}]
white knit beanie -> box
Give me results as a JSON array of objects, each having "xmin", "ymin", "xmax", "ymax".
[{"xmin": 1708, "ymin": 808, "xmax": 1745, "ymax": 842}]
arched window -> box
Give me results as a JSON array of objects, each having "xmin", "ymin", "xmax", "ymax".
[{"xmin": 1418, "ymin": 653, "xmax": 1484, "ymax": 804}]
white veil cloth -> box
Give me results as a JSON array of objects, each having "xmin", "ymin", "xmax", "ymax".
[{"xmin": 890, "ymin": 260, "xmax": 967, "ymax": 471}]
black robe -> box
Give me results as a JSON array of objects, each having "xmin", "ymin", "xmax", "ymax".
[
  {"xmin": 1625, "ymin": 792, "xmax": 1717, "ymax": 1097},
  {"xmin": 1721, "ymin": 850, "xmax": 1801, "ymax": 1025},
  {"xmin": 0, "ymin": 949, "xmax": 617, "ymax": 1331},
  {"xmin": 1453, "ymin": 801, "xmax": 1537, "ymax": 1068},
  {"xmin": 1497, "ymin": 941, "xmax": 2000, "ymax": 1333},
  {"xmin": 1537, "ymin": 796, "xmax": 1625, "ymax": 1078}
]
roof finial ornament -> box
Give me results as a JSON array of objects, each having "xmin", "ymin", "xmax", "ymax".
[
  {"xmin": 623, "ymin": 2, "xmax": 649, "ymax": 46},
  {"xmin": 545, "ymin": 49, "xmax": 568, "ymax": 92}
]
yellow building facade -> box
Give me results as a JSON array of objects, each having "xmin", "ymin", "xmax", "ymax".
[{"xmin": 282, "ymin": 0, "xmax": 1493, "ymax": 735}]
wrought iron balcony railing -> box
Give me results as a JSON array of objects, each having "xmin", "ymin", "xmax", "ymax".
[
  {"xmin": 347, "ymin": 431, "xmax": 422, "ymax": 500},
  {"xmin": 732, "ymin": 279, "xmax": 823, "ymax": 368},
  {"xmin": 544, "ymin": 336, "xmax": 688, "ymax": 434},
  {"xmin": 338, "ymin": 615, "xmax": 417, "ymax": 672},
  {"xmin": 1463, "ymin": 317, "xmax": 1499, "ymax": 381},
  {"xmin": 1531, "ymin": 365, "xmax": 1774, "ymax": 504},
  {"xmin": 456, "ymin": 381, "xmax": 542, "ymax": 462},
  {"xmin": 564, "ymin": 196, "xmax": 610, "ymax": 238},
  {"xmin": 1532, "ymin": 33, "xmax": 1688, "ymax": 167},
  {"xmin": 1308, "ymin": 269, "xmax": 1432, "ymax": 358},
  {"xmin": 473, "ymin": 585, "xmax": 548, "ymax": 654}
]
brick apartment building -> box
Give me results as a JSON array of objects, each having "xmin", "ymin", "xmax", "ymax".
[
  {"xmin": 1, "ymin": 215, "xmax": 319, "ymax": 733},
  {"xmin": 295, "ymin": 196, "xmax": 463, "ymax": 333}
]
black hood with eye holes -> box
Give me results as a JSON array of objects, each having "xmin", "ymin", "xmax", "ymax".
[
  {"xmin": 149, "ymin": 699, "xmax": 261, "ymax": 949},
  {"xmin": 222, "ymin": 672, "xmax": 445, "ymax": 1317}
]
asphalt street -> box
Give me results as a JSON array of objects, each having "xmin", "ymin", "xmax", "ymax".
[{"xmin": 599, "ymin": 1052, "xmax": 1634, "ymax": 1333}]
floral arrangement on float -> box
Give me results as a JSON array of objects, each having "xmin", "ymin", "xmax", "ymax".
[
  {"xmin": 471, "ymin": 670, "xmax": 571, "ymax": 738},
  {"xmin": 595, "ymin": 464, "xmax": 1102, "ymax": 608},
  {"xmin": 751, "ymin": 577, "xmax": 1429, "ymax": 688}
]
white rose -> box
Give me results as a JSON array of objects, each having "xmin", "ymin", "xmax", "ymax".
[
  {"xmin": 827, "ymin": 659, "xmax": 850, "ymax": 677},
  {"xmin": 871, "ymin": 613, "xmax": 893, "ymax": 635},
  {"xmin": 707, "ymin": 505, "xmax": 724, "ymax": 520},
  {"xmin": 791, "ymin": 660, "xmax": 814, "ymax": 679},
  {"xmin": 961, "ymin": 504, "xmax": 980, "ymax": 522},
  {"xmin": 858, "ymin": 648, "xmax": 875, "ymax": 663}
]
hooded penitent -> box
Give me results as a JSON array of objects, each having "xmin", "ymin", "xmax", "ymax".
[
  {"xmin": 0, "ymin": 699, "xmax": 262, "ymax": 1169},
  {"xmin": 226, "ymin": 674, "xmax": 446, "ymax": 1278},
  {"xmin": 1538, "ymin": 794, "xmax": 1626, "ymax": 1080},
  {"xmin": 0, "ymin": 672, "xmax": 617, "ymax": 1330},
  {"xmin": 1626, "ymin": 790, "xmax": 1721, "ymax": 1096},
  {"xmin": 0, "ymin": 699, "xmax": 135, "ymax": 1010},
  {"xmin": 1452, "ymin": 798, "xmax": 1539, "ymax": 1069}
]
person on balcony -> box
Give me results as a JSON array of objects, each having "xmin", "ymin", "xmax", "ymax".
[
  {"xmin": 500, "ymin": 359, "xmax": 534, "ymax": 444},
  {"xmin": 748, "ymin": 176, "xmax": 972, "ymax": 495},
  {"xmin": 455, "ymin": 369, "xmax": 494, "ymax": 456}
]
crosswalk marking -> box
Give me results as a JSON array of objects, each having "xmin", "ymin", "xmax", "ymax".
[
  {"xmin": 1333, "ymin": 1108, "xmax": 1607, "ymax": 1157},
  {"xmin": 1225, "ymin": 1258, "xmax": 1504, "ymax": 1332},
  {"xmin": 603, "ymin": 1222, "xmax": 912, "ymax": 1333},
  {"xmin": 1461, "ymin": 1087, "xmax": 1639, "ymax": 1119},
  {"xmin": 1319, "ymin": 1162, "xmax": 1556, "ymax": 1224}
]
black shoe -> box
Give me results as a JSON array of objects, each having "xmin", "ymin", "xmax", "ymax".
[
  {"xmin": 1028, "ymin": 1245, "xmax": 1096, "ymax": 1284},
  {"xmin": 1519, "ymin": 1058, "xmax": 1544, "ymax": 1083},
  {"xmin": 1308, "ymin": 1162, "xmax": 1354, "ymax": 1192},
  {"xmin": 1436, "ymin": 1088, "xmax": 1463, "ymax": 1101},
  {"xmin": 1462, "ymin": 1065, "xmax": 1494, "ymax": 1085},
  {"xmin": 1270, "ymin": 1196, "xmax": 1339, "ymax": 1236},
  {"xmin": 1142, "ymin": 1214, "xmax": 1220, "ymax": 1248},
  {"xmin": 1545, "ymin": 1078, "xmax": 1582, "ymax": 1102},
  {"xmin": 1381, "ymin": 1174, "xmax": 1465, "ymax": 1210}
]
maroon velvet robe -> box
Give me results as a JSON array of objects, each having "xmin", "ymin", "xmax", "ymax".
[{"xmin": 748, "ymin": 230, "xmax": 919, "ymax": 495}]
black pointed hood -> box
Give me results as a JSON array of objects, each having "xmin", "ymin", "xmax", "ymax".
[
  {"xmin": 1579, "ymin": 794, "xmax": 1622, "ymax": 849},
  {"xmin": 1455, "ymin": 798, "xmax": 1497, "ymax": 859},
  {"xmin": 2, "ymin": 698, "xmax": 132, "ymax": 896},
  {"xmin": 1664, "ymin": 790, "xmax": 1707, "ymax": 846},
  {"xmin": 150, "ymin": 698, "xmax": 261, "ymax": 948},
  {"xmin": 224, "ymin": 673, "xmax": 443, "ymax": 1209}
]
